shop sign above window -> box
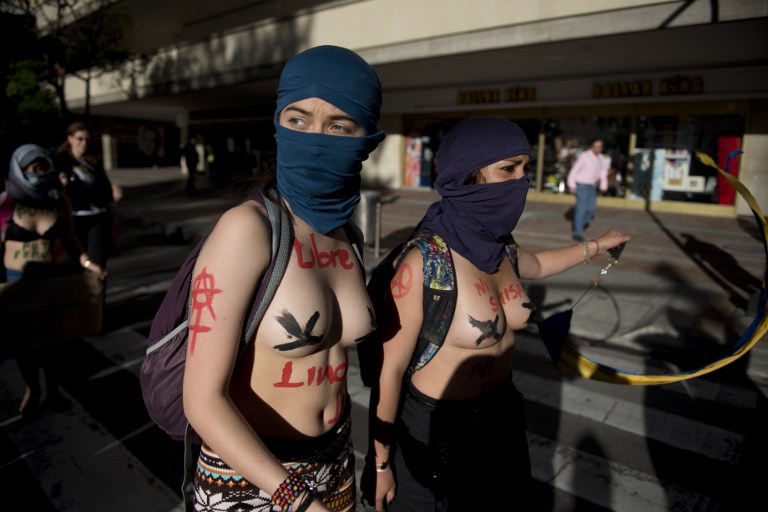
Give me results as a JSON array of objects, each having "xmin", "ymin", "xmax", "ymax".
[
  {"xmin": 592, "ymin": 76, "xmax": 703, "ymax": 99},
  {"xmin": 593, "ymin": 80, "xmax": 653, "ymax": 98},
  {"xmin": 457, "ymin": 86, "xmax": 536, "ymax": 105},
  {"xmin": 659, "ymin": 75, "xmax": 704, "ymax": 95}
]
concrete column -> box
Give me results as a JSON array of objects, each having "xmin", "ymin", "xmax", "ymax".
[
  {"xmin": 101, "ymin": 133, "xmax": 116, "ymax": 171},
  {"xmin": 740, "ymin": 100, "xmax": 768, "ymax": 217}
]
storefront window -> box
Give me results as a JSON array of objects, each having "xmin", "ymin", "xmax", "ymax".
[
  {"xmin": 541, "ymin": 116, "xmax": 631, "ymax": 196},
  {"xmin": 633, "ymin": 114, "xmax": 745, "ymax": 205}
]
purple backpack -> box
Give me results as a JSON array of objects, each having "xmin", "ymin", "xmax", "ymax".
[{"xmin": 139, "ymin": 191, "xmax": 291, "ymax": 441}]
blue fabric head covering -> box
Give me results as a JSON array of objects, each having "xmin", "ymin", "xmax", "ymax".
[
  {"xmin": 418, "ymin": 117, "xmax": 532, "ymax": 273},
  {"xmin": 274, "ymin": 45, "xmax": 385, "ymax": 234}
]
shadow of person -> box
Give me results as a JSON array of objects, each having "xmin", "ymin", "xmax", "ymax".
[
  {"xmin": 527, "ymin": 283, "xmax": 573, "ymax": 324},
  {"xmin": 572, "ymin": 436, "xmax": 612, "ymax": 512},
  {"xmin": 640, "ymin": 304, "xmax": 766, "ymax": 511},
  {"xmin": 679, "ymin": 232, "xmax": 761, "ymax": 311},
  {"xmin": 737, "ymin": 216, "xmax": 765, "ymax": 243}
]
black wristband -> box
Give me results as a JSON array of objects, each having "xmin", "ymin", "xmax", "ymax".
[{"xmin": 293, "ymin": 482, "xmax": 316, "ymax": 512}]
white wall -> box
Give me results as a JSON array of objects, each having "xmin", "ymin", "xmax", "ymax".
[
  {"xmin": 362, "ymin": 114, "xmax": 403, "ymax": 189},
  {"xmin": 69, "ymin": 0, "xmax": 768, "ymax": 110},
  {"xmin": 740, "ymin": 101, "xmax": 768, "ymax": 216}
]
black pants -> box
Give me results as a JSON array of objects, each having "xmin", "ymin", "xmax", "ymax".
[
  {"xmin": 73, "ymin": 211, "xmax": 112, "ymax": 268},
  {"xmin": 389, "ymin": 380, "xmax": 532, "ymax": 511}
]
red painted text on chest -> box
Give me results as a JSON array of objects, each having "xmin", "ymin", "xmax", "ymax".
[
  {"xmin": 474, "ymin": 278, "xmax": 525, "ymax": 313},
  {"xmin": 294, "ymin": 234, "xmax": 354, "ymax": 270}
]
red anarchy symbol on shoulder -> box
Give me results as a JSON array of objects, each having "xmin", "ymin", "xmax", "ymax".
[{"xmin": 189, "ymin": 267, "xmax": 222, "ymax": 354}]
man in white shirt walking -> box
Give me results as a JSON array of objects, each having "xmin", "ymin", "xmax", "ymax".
[{"xmin": 567, "ymin": 138, "xmax": 609, "ymax": 241}]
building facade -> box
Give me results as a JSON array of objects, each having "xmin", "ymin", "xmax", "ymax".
[{"xmin": 64, "ymin": 0, "xmax": 768, "ymax": 217}]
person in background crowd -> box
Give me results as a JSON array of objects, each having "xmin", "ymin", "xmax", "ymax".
[
  {"xmin": 182, "ymin": 45, "xmax": 385, "ymax": 512},
  {"xmin": 1, "ymin": 144, "xmax": 106, "ymax": 419},
  {"xmin": 55, "ymin": 122, "xmax": 122, "ymax": 271},
  {"xmin": 183, "ymin": 137, "xmax": 200, "ymax": 195},
  {"xmin": 567, "ymin": 138, "xmax": 609, "ymax": 241},
  {"xmin": 205, "ymin": 144, "xmax": 217, "ymax": 180},
  {"xmin": 365, "ymin": 118, "xmax": 629, "ymax": 511}
]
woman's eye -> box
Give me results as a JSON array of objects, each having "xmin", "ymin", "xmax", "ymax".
[{"xmin": 329, "ymin": 123, "xmax": 353, "ymax": 135}]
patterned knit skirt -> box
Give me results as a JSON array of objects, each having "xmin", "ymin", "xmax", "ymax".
[{"xmin": 193, "ymin": 400, "xmax": 355, "ymax": 512}]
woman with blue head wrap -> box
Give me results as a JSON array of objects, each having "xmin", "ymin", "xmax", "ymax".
[
  {"xmin": 365, "ymin": 118, "xmax": 630, "ymax": 511},
  {"xmin": 184, "ymin": 46, "xmax": 384, "ymax": 512}
]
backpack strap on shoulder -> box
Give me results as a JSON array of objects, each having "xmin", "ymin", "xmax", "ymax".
[
  {"xmin": 401, "ymin": 229, "xmax": 458, "ymax": 376},
  {"xmin": 242, "ymin": 189, "xmax": 292, "ymax": 343},
  {"xmin": 343, "ymin": 222, "xmax": 366, "ymax": 282}
]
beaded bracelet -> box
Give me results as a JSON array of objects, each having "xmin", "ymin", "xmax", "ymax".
[{"xmin": 271, "ymin": 473, "xmax": 306, "ymax": 511}]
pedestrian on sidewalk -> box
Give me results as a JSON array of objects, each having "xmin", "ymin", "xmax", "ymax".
[
  {"xmin": 1, "ymin": 144, "xmax": 106, "ymax": 419},
  {"xmin": 567, "ymin": 138, "xmax": 609, "ymax": 241},
  {"xmin": 55, "ymin": 122, "xmax": 123, "ymax": 269},
  {"xmin": 182, "ymin": 137, "xmax": 199, "ymax": 195},
  {"xmin": 364, "ymin": 118, "xmax": 630, "ymax": 511},
  {"xmin": 182, "ymin": 46, "xmax": 385, "ymax": 512}
]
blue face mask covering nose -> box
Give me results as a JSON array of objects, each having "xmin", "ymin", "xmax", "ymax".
[
  {"xmin": 273, "ymin": 45, "xmax": 386, "ymax": 234},
  {"xmin": 275, "ymin": 124, "xmax": 384, "ymax": 234}
]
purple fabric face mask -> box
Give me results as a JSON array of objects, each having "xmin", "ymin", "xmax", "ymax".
[{"xmin": 418, "ymin": 117, "xmax": 532, "ymax": 273}]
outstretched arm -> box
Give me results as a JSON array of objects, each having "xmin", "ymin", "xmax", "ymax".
[{"xmin": 517, "ymin": 230, "xmax": 631, "ymax": 280}]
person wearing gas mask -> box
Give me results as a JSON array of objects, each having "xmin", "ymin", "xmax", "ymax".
[{"xmin": 2, "ymin": 144, "xmax": 105, "ymax": 419}]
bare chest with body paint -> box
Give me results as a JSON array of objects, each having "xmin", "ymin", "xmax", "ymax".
[
  {"xmin": 256, "ymin": 224, "xmax": 375, "ymax": 358},
  {"xmin": 408, "ymin": 251, "xmax": 534, "ymax": 400},
  {"xmin": 3, "ymin": 206, "xmax": 66, "ymax": 270},
  {"xmin": 448, "ymin": 250, "xmax": 534, "ymax": 349}
]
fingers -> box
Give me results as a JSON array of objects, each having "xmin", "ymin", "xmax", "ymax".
[{"xmin": 375, "ymin": 486, "xmax": 395, "ymax": 511}]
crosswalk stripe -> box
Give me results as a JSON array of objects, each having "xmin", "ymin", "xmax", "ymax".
[
  {"xmin": 528, "ymin": 432, "xmax": 720, "ymax": 511},
  {"xmin": 515, "ymin": 370, "xmax": 744, "ymax": 464}
]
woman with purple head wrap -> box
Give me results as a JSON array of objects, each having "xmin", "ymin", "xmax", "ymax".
[
  {"xmin": 183, "ymin": 46, "xmax": 384, "ymax": 512},
  {"xmin": 366, "ymin": 117, "xmax": 630, "ymax": 511}
]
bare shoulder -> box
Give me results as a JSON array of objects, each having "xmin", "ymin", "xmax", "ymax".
[
  {"xmin": 215, "ymin": 199, "xmax": 270, "ymax": 237},
  {"xmin": 390, "ymin": 247, "xmax": 425, "ymax": 305},
  {"xmin": 201, "ymin": 199, "xmax": 273, "ymax": 269}
]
